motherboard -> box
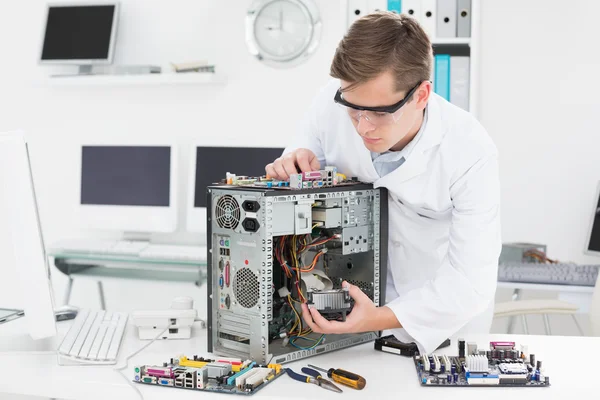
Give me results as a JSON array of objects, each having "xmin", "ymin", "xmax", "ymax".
[
  {"xmin": 414, "ymin": 340, "xmax": 550, "ymax": 387},
  {"xmin": 134, "ymin": 355, "xmax": 284, "ymax": 395}
]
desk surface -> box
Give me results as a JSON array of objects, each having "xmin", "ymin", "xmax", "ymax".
[
  {"xmin": 496, "ymin": 281, "xmax": 595, "ymax": 293},
  {"xmin": 0, "ymin": 317, "xmax": 596, "ymax": 399}
]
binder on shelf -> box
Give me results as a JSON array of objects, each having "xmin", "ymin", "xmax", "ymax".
[
  {"xmin": 457, "ymin": 0, "xmax": 471, "ymax": 37},
  {"xmin": 347, "ymin": 0, "xmax": 369, "ymax": 27},
  {"xmin": 437, "ymin": 0, "xmax": 457, "ymax": 37},
  {"xmin": 450, "ymin": 56, "xmax": 470, "ymax": 111},
  {"xmin": 401, "ymin": 0, "xmax": 421, "ymax": 23},
  {"xmin": 434, "ymin": 54, "xmax": 450, "ymax": 101},
  {"xmin": 420, "ymin": 0, "xmax": 436, "ymax": 38},
  {"xmin": 387, "ymin": 0, "xmax": 402, "ymax": 13}
]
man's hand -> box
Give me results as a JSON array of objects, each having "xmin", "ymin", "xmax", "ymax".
[
  {"xmin": 265, "ymin": 148, "xmax": 320, "ymax": 180},
  {"xmin": 300, "ymin": 281, "xmax": 402, "ymax": 334}
]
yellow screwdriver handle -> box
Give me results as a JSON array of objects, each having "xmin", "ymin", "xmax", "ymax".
[{"xmin": 330, "ymin": 369, "xmax": 366, "ymax": 390}]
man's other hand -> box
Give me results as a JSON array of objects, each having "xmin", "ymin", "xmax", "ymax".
[{"xmin": 265, "ymin": 148, "xmax": 320, "ymax": 180}]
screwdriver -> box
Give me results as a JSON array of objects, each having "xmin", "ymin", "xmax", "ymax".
[{"xmin": 307, "ymin": 364, "xmax": 366, "ymax": 390}]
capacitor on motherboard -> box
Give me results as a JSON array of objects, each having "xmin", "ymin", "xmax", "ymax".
[
  {"xmin": 535, "ymin": 370, "xmax": 540, "ymax": 382},
  {"xmin": 447, "ymin": 374, "xmax": 453, "ymax": 384},
  {"xmin": 512, "ymin": 350, "xmax": 519, "ymax": 360},
  {"xmin": 536, "ymin": 360, "xmax": 542, "ymax": 370},
  {"xmin": 453, "ymin": 373, "xmax": 459, "ymax": 383},
  {"xmin": 530, "ymin": 354, "xmax": 536, "ymax": 367},
  {"xmin": 451, "ymin": 364, "xmax": 456, "ymax": 374},
  {"xmin": 499, "ymin": 350, "xmax": 505, "ymax": 359},
  {"xmin": 458, "ymin": 339, "xmax": 465, "ymax": 358}
]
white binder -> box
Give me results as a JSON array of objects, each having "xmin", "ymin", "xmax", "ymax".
[
  {"xmin": 457, "ymin": 0, "xmax": 472, "ymax": 37},
  {"xmin": 450, "ymin": 56, "xmax": 470, "ymax": 111},
  {"xmin": 437, "ymin": 0, "xmax": 457, "ymax": 37},
  {"xmin": 421, "ymin": 0, "xmax": 436, "ymax": 39},
  {"xmin": 402, "ymin": 0, "xmax": 422, "ymax": 24}
]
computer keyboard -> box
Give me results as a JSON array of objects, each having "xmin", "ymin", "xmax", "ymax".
[
  {"xmin": 138, "ymin": 244, "xmax": 206, "ymax": 262},
  {"xmin": 57, "ymin": 309, "xmax": 128, "ymax": 365},
  {"xmin": 498, "ymin": 262, "xmax": 600, "ymax": 287}
]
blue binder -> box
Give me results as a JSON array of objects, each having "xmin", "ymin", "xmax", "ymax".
[
  {"xmin": 434, "ymin": 54, "xmax": 451, "ymax": 101},
  {"xmin": 388, "ymin": 0, "xmax": 401, "ymax": 13}
]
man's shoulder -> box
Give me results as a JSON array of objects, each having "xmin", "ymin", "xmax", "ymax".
[{"xmin": 432, "ymin": 94, "xmax": 497, "ymax": 157}]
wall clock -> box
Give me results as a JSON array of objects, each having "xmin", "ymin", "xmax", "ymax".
[{"xmin": 246, "ymin": 0, "xmax": 322, "ymax": 68}]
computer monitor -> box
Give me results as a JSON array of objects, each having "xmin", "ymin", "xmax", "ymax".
[
  {"xmin": 77, "ymin": 145, "xmax": 178, "ymax": 234},
  {"xmin": 586, "ymin": 181, "xmax": 600, "ymax": 256},
  {"xmin": 40, "ymin": 3, "xmax": 119, "ymax": 65},
  {"xmin": 0, "ymin": 132, "xmax": 56, "ymax": 340},
  {"xmin": 186, "ymin": 145, "xmax": 284, "ymax": 233}
]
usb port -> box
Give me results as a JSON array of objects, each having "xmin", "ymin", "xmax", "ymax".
[{"xmin": 169, "ymin": 328, "xmax": 178, "ymax": 334}]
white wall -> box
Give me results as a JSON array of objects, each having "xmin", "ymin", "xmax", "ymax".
[
  {"xmin": 0, "ymin": 0, "xmax": 347, "ymax": 315},
  {"xmin": 0, "ymin": 0, "xmax": 598, "ymax": 335}
]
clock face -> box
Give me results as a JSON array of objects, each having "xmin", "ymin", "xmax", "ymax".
[
  {"xmin": 254, "ymin": 0, "xmax": 312, "ymax": 60},
  {"xmin": 247, "ymin": 0, "xmax": 321, "ymax": 67}
]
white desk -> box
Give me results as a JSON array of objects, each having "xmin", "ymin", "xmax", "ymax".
[{"xmin": 0, "ymin": 317, "xmax": 596, "ymax": 399}]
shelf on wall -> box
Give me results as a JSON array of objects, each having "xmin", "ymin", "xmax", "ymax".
[
  {"xmin": 431, "ymin": 38, "xmax": 471, "ymax": 45},
  {"xmin": 46, "ymin": 72, "xmax": 225, "ymax": 87}
]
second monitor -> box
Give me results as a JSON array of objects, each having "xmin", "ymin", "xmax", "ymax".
[{"xmin": 187, "ymin": 146, "xmax": 284, "ymax": 233}]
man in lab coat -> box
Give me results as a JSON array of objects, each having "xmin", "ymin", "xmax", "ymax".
[{"xmin": 265, "ymin": 12, "xmax": 501, "ymax": 353}]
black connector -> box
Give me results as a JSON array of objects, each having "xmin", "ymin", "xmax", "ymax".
[
  {"xmin": 242, "ymin": 200, "xmax": 260, "ymax": 212},
  {"xmin": 169, "ymin": 328, "xmax": 179, "ymax": 334},
  {"xmin": 242, "ymin": 218, "xmax": 260, "ymax": 232}
]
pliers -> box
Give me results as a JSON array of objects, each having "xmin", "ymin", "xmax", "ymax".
[{"xmin": 286, "ymin": 367, "xmax": 343, "ymax": 393}]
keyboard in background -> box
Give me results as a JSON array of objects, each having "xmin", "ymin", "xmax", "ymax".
[
  {"xmin": 138, "ymin": 244, "xmax": 206, "ymax": 262},
  {"xmin": 57, "ymin": 309, "xmax": 128, "ymax": 365},
  {"xmin": 50, "ymin": 240, "xmax": 206, "ymax": 262},
  {"xmin": 498, "ymin": 262, "xmax": 600, "ymax": 287}
]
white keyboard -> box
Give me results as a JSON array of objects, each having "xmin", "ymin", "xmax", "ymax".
[
  {"xmin": 138, "ymin": 244, "xmax": 206, "ymax": 262},
  {"xmin": 57, "ymin": 309, "xmax": 128, "ymax": 365},
  {"xmin": 52, "ymin": 239, "xmax": 150, "ymax": 256}
]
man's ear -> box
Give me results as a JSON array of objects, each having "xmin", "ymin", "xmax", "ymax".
[{"xmin": 414, "ymin": 81, "xmax": 432, "ymax": 111}]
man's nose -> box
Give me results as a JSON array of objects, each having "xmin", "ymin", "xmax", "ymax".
[{"xmin": 356, "ymin": 115, "xmax": 376, "ymax": 135}]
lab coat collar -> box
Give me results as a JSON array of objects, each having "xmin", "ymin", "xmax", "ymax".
[{"xmin": 375, "ymin": 94, "xmax": 444, "ymax": 186}]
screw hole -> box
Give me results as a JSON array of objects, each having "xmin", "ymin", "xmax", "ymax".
[
  {"xmin": 426, "ymin": 11, "xmax": 432, "ymax": 17},
  {"xmin": 461, "ymin": 10, "xmax": 468, "ymax": 17},
  {"xmin": 354, "ymin": 9, "xmax": 360, "ymax": 16},
  {"xmin": 347, "ymin": 262, "xmax": 353, "ymax": 270},
  {"xmin": 444, "ymin": 17, "xmax": 450, "ymax": 23}
]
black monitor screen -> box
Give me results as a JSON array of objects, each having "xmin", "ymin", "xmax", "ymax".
[
  {"xmin": 589, "ymin": 189, "xmax": 600, "ymax": 253},
  {"xmin": 81, "ymin": 146, "xmax": 171, "ymax": 207},
  {"xmin": 194, "ymin": 146, "xmax": 284, "ymax": 208},
  {"xmin": 41, "ymin": 5, "xmax": 116, "ymax": 60}
]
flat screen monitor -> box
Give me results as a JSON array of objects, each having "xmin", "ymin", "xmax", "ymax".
[
  {"xmin": 186, "ymin": 146, "xmax": 284, "ymax": 233},
  {"xmin": 78, "ymin": 145, "xmax": 178, "ymax": 233},
  {"xmin": 0, "ymin": 131, "xmax": 56, "ymax": 340},
  {"xmin": 586, "ymin": 181, "xmax": 600, "ymax": 256},
  {"xmin": 40, "ymin": 3, "xmax": 119, "ymax": 64}
]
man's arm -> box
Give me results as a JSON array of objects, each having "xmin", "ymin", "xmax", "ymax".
[
  {"xmin": 385, "ymin": 152, "xmax": 501, "ymax": 353},
  {"xmin": 301, "ymin": 152, "xmax": 501, "ymax": 351}
]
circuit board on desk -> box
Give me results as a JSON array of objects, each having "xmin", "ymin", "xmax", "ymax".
[
  {"xmin": 134, "ymin": 355, "xmax": 284, "ymax": 395},
  {"xmin": 413, "ymin": 340, "xmax": 550, "ymax": 387}
]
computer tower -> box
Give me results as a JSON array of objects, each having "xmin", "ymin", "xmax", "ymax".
[{"xmin": 206, "ymin": 181, "xmax": 388, "ymax": 365}]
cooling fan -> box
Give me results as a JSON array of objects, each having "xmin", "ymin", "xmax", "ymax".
[{"xmin": 215, "ymin": 195, "xmax": 241, "ymax": 230}]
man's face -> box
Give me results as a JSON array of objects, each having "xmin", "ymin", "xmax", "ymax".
[{"xmin": 339, "ymin": 71, "xmax": 430, "ymax": 153}]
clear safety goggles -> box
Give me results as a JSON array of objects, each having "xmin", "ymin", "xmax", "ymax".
[{"xmin": 334, "ymin": 81, "xmax": 423, "ymax": 127}]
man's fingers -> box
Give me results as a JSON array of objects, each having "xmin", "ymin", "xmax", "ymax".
[
  {"xmin": 343, "ymin": 281, "xmax": 368, "ymax": 302},
  {"xmin": 273, "ymin": 159, "xmax": 288, "ymax": 180},
  {"xmin": 265, "ymin": 163, "xmax": 277, "ymax": 179},
  {"xmin": 309, "ymin": 155, "xmax": 321, "ymax": 171},
  {"xmin": 296, "ymin": 150, "xmax": 313, "ymax": 172},
  {"xmin": 300, "ymin": 304, "xmax": 320, "ymax": 332},
  {"xmin": 282, "ymin": 156, "xmax": 299, "ymax": 178}
]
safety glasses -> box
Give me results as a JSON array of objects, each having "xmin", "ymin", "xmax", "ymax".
[{"xmin": 334, "ymin": 81, "xmax": 423, "ymax": 126}]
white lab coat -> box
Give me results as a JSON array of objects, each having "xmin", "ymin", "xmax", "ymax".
[{"xmin": 284, "ymin": 79, "xmax": 501, "ymax": 354}]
